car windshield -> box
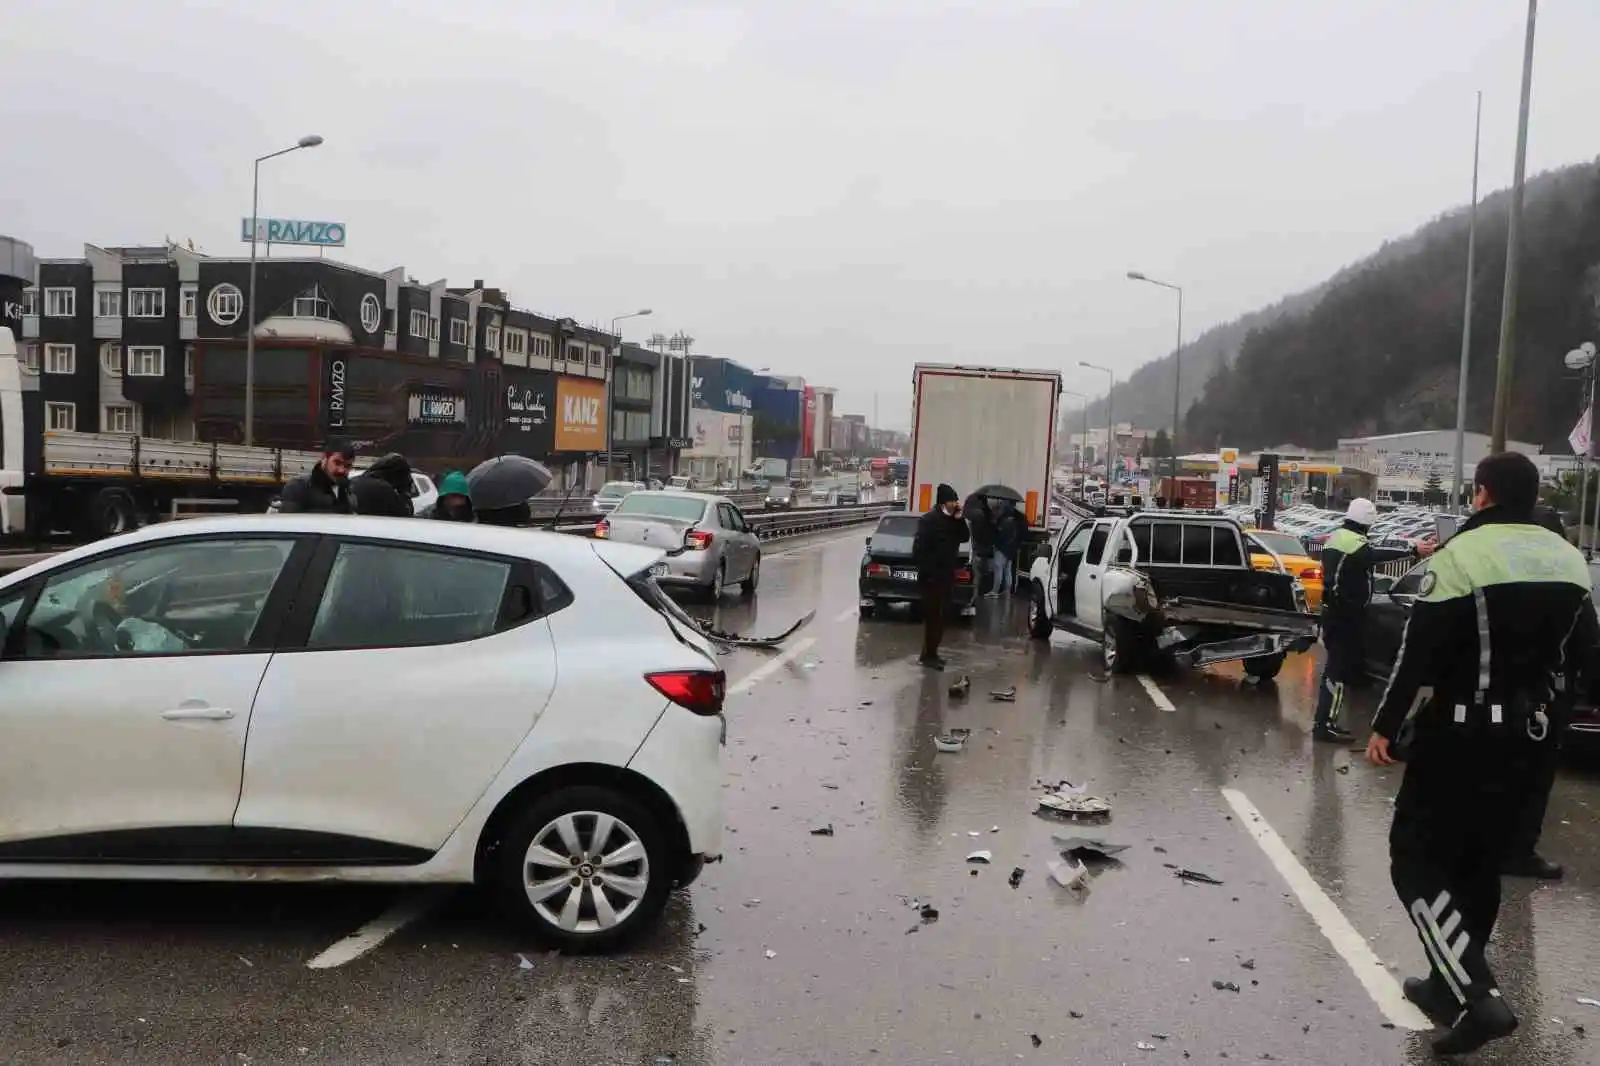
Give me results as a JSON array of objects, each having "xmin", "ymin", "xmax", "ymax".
[
  {"xmin": 597, "ymin": 482, "xmax": 637, "ymax": 498},
  {"xmin": 768, "ymin": 485, "xmax": 792, "ymax": 498},
  {"xmin": 1247, "ymin": 531, "xmax": 1304, "ymax": 558},
  {"xmin": 613, "ymin": 493, "xmax": 708, "ymax": 521}
]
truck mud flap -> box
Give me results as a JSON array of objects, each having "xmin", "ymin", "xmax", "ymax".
[{"xmin": 1162, "ymin": 597, "xmax": 1318, "ymax": 638}]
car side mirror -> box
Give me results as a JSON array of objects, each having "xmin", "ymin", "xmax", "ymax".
[{"xmin": 864, "ymin": 536, "xmax": 872, "ymax": 547}]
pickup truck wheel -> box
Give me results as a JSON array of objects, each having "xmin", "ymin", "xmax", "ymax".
[
  {"xmin": 1027, "ymin": 587, "xmax": 1053, "ymax": 639},
  {"xmin": 1243, "ymin": 653, "xmax": 1285, "ymax": 681},
  {"xmin": 1103, "ymin": 617, "xmax": 1144, "ymax": 674}
]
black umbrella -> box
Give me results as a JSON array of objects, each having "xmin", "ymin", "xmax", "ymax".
[
  {"xmin": 973, "ymin": 483, "xmax": 1024, "ymax": 503},
  {"xmin": 467, "ymin": 455, "xmax": 553, "ymax": 512}
]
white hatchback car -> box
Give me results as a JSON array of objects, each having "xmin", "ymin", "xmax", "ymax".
[{"xmin": 0, "ymin": 516, "xmax": 726, "ymax": 951}]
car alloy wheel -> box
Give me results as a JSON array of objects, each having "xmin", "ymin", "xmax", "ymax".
[
  {"xmin": 741, "ymin": 554, "xmax": 760, "ymax": 596},
  {"xmin": 524, "ymin": 811, "xmax": 650, "ymax": 935},
  {"xmin": 708, "ymin": 563, "xmax": 725, "ymax": 601},
  {"xmin": 492, "ymin": 785, "xmax": 673, "ymax": 952}
]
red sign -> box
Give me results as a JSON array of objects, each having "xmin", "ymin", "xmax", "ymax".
[{"xmin": 801, "ymin": 385, "xmax": 816, "ymax": 458}]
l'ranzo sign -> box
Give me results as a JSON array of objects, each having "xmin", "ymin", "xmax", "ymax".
[{"xmin": 240, "ymin": 217, "xmax": 347, "ymax": 247}]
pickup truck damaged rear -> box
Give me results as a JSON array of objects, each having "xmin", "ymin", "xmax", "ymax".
[{"xmin": 1025, "ymin": 512, "xmax": 1318, "ymax": 680}]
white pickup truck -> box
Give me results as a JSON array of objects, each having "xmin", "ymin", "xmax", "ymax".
[{"xmin": 1025, "ymin": 511, "xmax": 1318, "ymax": 679}]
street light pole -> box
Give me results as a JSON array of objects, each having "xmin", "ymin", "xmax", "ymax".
[
  {"xmin": 1061, "ymin": 388, "xmax": 1088, "ymax": 489},
  {"xmin": 1453, "ymin": 92, "xmax": 1483, "ymax": 514},
  {"xmin": 1080, "ymin": 361, "xmax": 1115, "ymax": 489},
  {"xmin": 244, "ymin": 134, "xmax": 323, "ymax": 447},
  {"xmin": 603, "ymin": 308, "xmax": 652, "ymax": 483},
  {"xmin": 1490, "ymin": 0, "xmax": 1539, "ymax": 451},
  {"xmin": 1127, "ymin": 271, "xmax": 1184, "ymax": 490}
]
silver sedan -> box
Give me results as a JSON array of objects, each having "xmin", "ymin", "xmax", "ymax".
[{"xmin": 596, "ymin": 491, "xmax": 762, "ymax": 600}]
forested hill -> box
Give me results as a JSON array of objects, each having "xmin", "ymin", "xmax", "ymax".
[{"xmin": 1182, "ymin": 160, "xmax": 1600, "ymax": 452}]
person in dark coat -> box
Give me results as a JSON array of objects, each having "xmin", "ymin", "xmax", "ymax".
[
  {"xmin": 990, "ymin": 500, "xmax": 1027, "ymax": 598},
  {"xmin": 278, "ymin": 439, "xmax": 354, "ymax": 515},
  {"xmin": 913, "ymin": 484, "xmax": 969, "ymax": 670},
  {"xmin": 963, "ymin": 491, "xmax": 995, "ymax": 591},
  {"xmin": 350, "ymin": 453, "xmax": 416, "ymax": 517}
]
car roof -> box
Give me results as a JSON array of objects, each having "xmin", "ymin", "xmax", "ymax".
[
  {"xmin": 0, "ymin": 514, "xmax": 659, "ymax": 589},
  {"xmin": 621, "ymin": 490, "xmax": 725, "ymax": 505}
]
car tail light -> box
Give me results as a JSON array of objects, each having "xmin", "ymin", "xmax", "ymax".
[
  {"xmin": 646, "ymin": 669, "xmax": 726, "ymax": 716},
  {"xmin": 866, "ymin": 563, "xmax": 890, "ymax": 578},
  {"xmin": 594, "ymin": 518, "xmax": 610, "ymax": 539},
  {"xmin": 685, "ymin": 529, "xmax": 714, "ymax": 551},
  {"xmin": 955, "ymin": 567, "xmax": 974, "ymax": 584},
  {"xmin": 1300, "ymin": 567, "xmax": 1322, "ymax": 581}
]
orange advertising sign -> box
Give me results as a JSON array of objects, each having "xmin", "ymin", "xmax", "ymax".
[{"xmin": 554, "ymin": 376, "xmax": 608, "ymax": 452}]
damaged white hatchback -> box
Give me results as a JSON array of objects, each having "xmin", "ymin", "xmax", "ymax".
[{"xmin": 0, "ymin": 515, "xmax": 726, "ymax": 952}]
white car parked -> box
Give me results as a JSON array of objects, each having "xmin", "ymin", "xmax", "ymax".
[{"xmin": 0, "ymin": 516, "xmax": 726, "ymax": 951}]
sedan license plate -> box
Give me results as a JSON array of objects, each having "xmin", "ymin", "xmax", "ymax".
[{"xmin": 893, "ymin": 569, "xmax": 918, "ymax": 581}]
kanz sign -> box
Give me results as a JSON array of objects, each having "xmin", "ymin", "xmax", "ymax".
[
  {"xmin": 241, "ymin": 217, "xmax": 348, "ymax": 247},
  {"xmin": 554, "ymin": 376, "xmax": 607, "ymax": 452}
]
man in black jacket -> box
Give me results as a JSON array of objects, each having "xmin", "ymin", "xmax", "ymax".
[
  {"xmin": 914, "ymin": 483, "xmax": 968, "ymax": 670},
  {"xmin": 350, "ymin": 453, "xmax": 416, "ymax": 517},
  {"xmin": 279, "ymin": 439, "xmax": 354, "ymax": 515},
  {"xmin": 1368, "ymin": 453, "xmax": 1596, "ymax": 1055}
]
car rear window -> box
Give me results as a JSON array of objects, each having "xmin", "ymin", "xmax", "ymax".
[
  {"xmin": 877, "ymin": 515, "xmax": 919, "ymax": 537},
  {"xmin": 1248, "ymin": 531, "xmax": 1303, "ymax": 558},
  {"xmin": 614, "ymin": 494, "xmax": 707, "ymax": 521}
]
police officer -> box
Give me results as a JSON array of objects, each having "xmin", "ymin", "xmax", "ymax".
[
  {"xmin": 1312, "ymin": 497, "xmax": 1428, "ymax": 742},
  {"xmin": 1367, "ymin": 453, "xmax": 1596, "ymax": 1055}
]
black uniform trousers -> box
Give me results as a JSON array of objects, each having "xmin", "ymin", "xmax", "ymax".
[
  {"xmin": 1390, "ymin": 701, "xmax": 1545, "ymax": 1008},
  {"xmin": 1509, "ymin": 697, "xmax": 1570, "ymax": 857},
  {"xmin": 1313, "ymin": 614, "xmax": 1363, "ymax": 730},
  {"xmin": 920, "ymin": 576, "xmax": 951, "ymax": 660}
]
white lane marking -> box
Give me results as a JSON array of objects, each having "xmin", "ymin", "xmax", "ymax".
[
  {"xmin": 306, "ymin": 889, "xmax": 446, "ymax": 970},
  {"xmin": 834, "ymin": 606, "xmax": 859, "ymax": 623},
  {"xmin": 1137, "ymin": 674, "xmax": 1176, "ymax": 712},
  {"xmin": 1219, "ymin": 788, "xmax": 1432, "ymax": 1031},
  {"xmin": 728, "ymin": 636, "xmax": 818, "ymax": 695}
]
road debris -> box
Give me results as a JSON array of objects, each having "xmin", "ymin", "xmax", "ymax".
[
  {"xmin": 1030, "ymin": 1033, "xmax": 1042, "ymax": 1048},
  {"xmin": 1009, "ymin": 866, "xmax": 1026, "ymax": 888},
  {"xmin": 934, "ymin": 733, "xmax": 969, "ymax": 753},
  {"xmin": 966, "ymin": 850, "xmax": 993, "ymax": 864},
  {"xmin": 1047, "ymin": 857, "xmax": 1090, "ymax": 889},
  {"xmin": 1240, "ymin": 958, "xmax": 1257, "ymax": 970},
  {"xmin": 949, "ymin": 675, "xmax": 971, "ymax": 698},
  {"xmin": 1036, "ymin": 793, "xmax": 1113, "ymax": 819},
  {"xmin": 1212, "ymin": 980, "xmax": 1241, "ymax": 993},
  {"xmin": 1175, "ymin": 868, "xmax": 1225, "ymax": 886},
  {"xmin": 810, "ymin": 824, "xmax": 835, "ymax": 836},
  {"xmin": 764, "ymin": 949, "xmax": 777, "ymax": 959},
  {"xmin": 1052, "ymin": 836, "xmax": 1130, "ymax": 862},
  {"xmin": 1136, "ymin": 1041, "xmax": 1157, "ymax": 1051},
  {"xmin": 1578, "ymin": 997, "xmax": 1600, "ymax": 1008},
  {"xmin": 516, "ymin": 954, "xmax": 535, "ymax": 970},
  {"xmin": 990, "ymin": 686, "xmax": 1017, "ymax": 702},
  {"xmin": 920, "ymin": 904, "xmax": 940, "ymax": 922}
]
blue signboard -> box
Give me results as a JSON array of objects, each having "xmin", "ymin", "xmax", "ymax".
[{"xmin": 240, "ymin": 217, "xmax": 348, "ymax": 247}]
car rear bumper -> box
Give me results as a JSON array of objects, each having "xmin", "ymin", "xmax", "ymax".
[
  {"xmin": 627, "ymin": 708, "xmax": 725, "ymax": 862},
  {"xmin": 654, "ymin": 550, "xmax": 717, "ymax": 586},
  {"xmin": 859, "ymin": 574, "xmax": 979, "ymax": 612}
]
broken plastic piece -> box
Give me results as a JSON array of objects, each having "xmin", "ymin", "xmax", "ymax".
[
  {"xmin": 692, "ymin": 610, "xmax": 814, "ymax": 648},
  {"xmin": 1212, "ymin": 980, "xmax": 1241, "ymax": 993},
  {"xmin": 1029, "ymin": 1034, "xmax": 1042, "ymax": 1048},
  {"xmin": 990, "ymin": 686, "xmax": 1017, "ymax": 701},
  {"xmin": 966, "ymin": 849, "xmax": 993, "ymax": 864},
  {"xmin": 948, "ymin": 675, "xmax": 971, "ymax": 698},
  {"xmin": 1037, "ymin": 793, "xmax": 1113, "ymax": 817},
  {"xmin": 919, "ymin": 904, "xmax": 939, "ymax": 922},
  {"xmin": 516, "ymin": 953, "xmax": 534, "ymax": 970},
  {"xmin": 810, "ymin": 824, "xmax": 834, "ymax": 837},
  {"xmin": 763, "ymin": 949, "xmax": 776, "ymax": 959},
  {"xmin": 1175, "ymin": 868, "xmax": 1225, "ymax": 886},
  {"xmin": 1578, "ymin": 997, "xmax": 1600, "ymax": 1008},
  {"xmin": 1009, "ymin": 867, "xmax": 1025, "ymax": 888},
  {"xmin": 934, "ymin": 734, "xmax": 968, "ymax": 753},
  {"xmin": 1047, "ymin": 857, "xmax": 1089, "ymax": 888},
  {"xmin": 1052, "ymin": 836, "xmax": 1130, "ymax": 862},
  {"xmin": 1136, "ymin": 1041, "xmax": 1157, "ymax": 1051}
]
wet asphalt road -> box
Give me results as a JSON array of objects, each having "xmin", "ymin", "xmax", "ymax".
[{"xmin": 2, "ymin": 528, "xmax": 1599, "ymax": 1065}]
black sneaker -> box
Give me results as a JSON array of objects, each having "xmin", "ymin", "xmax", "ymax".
[
  {"xmin": 1312, "ymin": 725, "xmax": 1355, "ymax": 743},
  {"xmin": 1403, "ymin": 975, "xmax": 1458, "ymax": 1028},
  {"xmin": 1501, "ymin": 852, "xmax": 1564, "ymax": 880},
  {"xmin": 1432, "ymin": 991, "xmax": 1517, "ymax": 1056},
  {"xmin": 919, "ymin": 655, "xmax": 946, "ymax": 671}
]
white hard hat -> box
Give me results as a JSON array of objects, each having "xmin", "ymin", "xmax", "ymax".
[{"xmin": 1346, "ymin": 498, "xmax": 1378, "ymax": 526}]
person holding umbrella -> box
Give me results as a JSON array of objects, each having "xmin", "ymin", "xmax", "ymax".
[{"xmin": 467, "ymin": 455, "xmax": 554, "ymax": 527}]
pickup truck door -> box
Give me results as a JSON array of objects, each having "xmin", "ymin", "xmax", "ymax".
[
  {"xmin": 1046, "ymin": 521, "xmax": 1090, "ymax": 618},
  {"xmin": 1074, "ymin": 520, "xmax": 1115, "ymax": 632}
]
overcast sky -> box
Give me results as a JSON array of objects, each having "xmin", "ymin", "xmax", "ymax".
[{"xmin": 4, "ymin": 1, "xmax": 1597, "ymax": 430}]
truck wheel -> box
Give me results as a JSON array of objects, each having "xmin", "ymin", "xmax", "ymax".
[
  {"xmin": 1243, "ymin": 653, "xmax": 1285, "ymax": 681},
  {"xmin": 88, "ymin": 488, "xmax": 138, "ymax": 539},
  {"xmin": 1027, "ymin": 586, "xmax": 1053, "ymax": 640}
]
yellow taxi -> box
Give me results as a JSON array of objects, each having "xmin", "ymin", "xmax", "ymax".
[{"xmin": 1244, "ymin": 528, "xmax": 1323, "ymax": 611}]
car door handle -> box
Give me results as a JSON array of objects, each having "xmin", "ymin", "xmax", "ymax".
[{"xmin": 161, "ymin": 706, "xmax": 235, "ymax": 721}]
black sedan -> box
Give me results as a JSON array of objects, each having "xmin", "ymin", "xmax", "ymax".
[
  {"xmin": 764, "ymin": 484, "xmax": 795, "ymax": 510},
  {"xmin": 857, "ymin": 513, "xmax": 978, "ymax": 621},
  {"xmin": 1366, "ymin": 559, "xmax": 1600, "ymax": 748}
]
